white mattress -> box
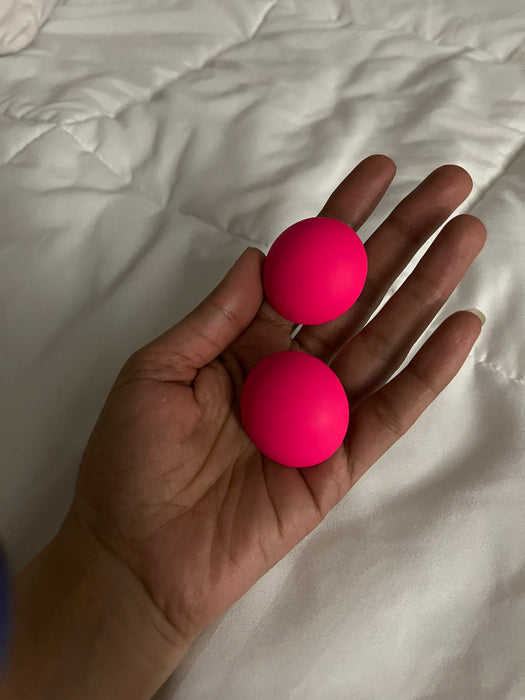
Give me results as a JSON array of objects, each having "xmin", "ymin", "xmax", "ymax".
[{"xmin": 1, "ymin": 1, "xmax": 524, "ymax": 698}]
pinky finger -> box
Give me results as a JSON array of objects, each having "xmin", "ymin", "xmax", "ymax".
[{"xmin": 345, "ymin": 310, "xmax": 485, "ymax": 485}]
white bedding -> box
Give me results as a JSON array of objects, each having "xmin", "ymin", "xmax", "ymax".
[
  {"xmin": 0, "ymin": 1, "xmax": 524, "ymax": 698},
  {"xmin": 0, "ymin": 0, "xmax": 59, "ymax": 55}
]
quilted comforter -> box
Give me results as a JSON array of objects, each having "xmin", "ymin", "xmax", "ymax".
[{"xmin": 0, "ymin": 1, "xmax": 524, "ymax": 698}]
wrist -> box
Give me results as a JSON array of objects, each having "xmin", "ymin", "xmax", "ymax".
[{"xmin": 2, "ymin": 510, "xmax": 190, "ymax": 700}]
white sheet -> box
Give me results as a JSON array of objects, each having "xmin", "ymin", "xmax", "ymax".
[
  {"xmin": 0, "ymin": 0, "xmax": 59, "ymax": 55},
  {"xmin": 0, "ymin": 1, "xmax": 524, "ymax": 698}
]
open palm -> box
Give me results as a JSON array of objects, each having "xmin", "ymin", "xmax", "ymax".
[{"xmin": 70, "ymin": 155, "xmax": 486, "ymax": 647}]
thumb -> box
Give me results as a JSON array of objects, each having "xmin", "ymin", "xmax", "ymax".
[{"xmin": 140, "ymin": 247, "xmax": 266, "ymax": 374}]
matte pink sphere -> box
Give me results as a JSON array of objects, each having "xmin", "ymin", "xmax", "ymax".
[
  {"xmin": 263, "ymin": 217, "xmax": 367, "ymax": 325},
  {"xmin": 240, "ymin": 351, "xmax": 349, "ymax": 468}
]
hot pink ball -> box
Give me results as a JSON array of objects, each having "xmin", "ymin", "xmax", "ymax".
[
  {"xmin": 240, "ymin": 351, "xmax": 349, "ymax": 468},
  {"xmin": 263, "ymin": 217, "xmax": 367, "ymax": 325}
]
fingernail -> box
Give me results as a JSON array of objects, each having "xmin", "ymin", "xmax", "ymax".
[{"xmin": 465, "ymin": 308, "xmax": 486, "ymax": 326}]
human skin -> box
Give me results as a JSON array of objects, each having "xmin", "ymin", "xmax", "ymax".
[{"xmin": 1, "ymin": 155, "xmax": 486, "ymax": 699}]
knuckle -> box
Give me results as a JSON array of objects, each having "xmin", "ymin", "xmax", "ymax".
[
  {"xmin": 405, "ymin": 268, "xmax": 446, "ymax": 309},
  {"xmin": 119, "ymin": 348, "xmax": 158, "ymax": 381},
  {"xmin": 371, "ymin": 390, "xmax": 406, "ymax": 437},
  {"xmin": 359, "ymin": 322, "xmax": 392, "ymax": 364},
  {"xmin": 119, "ymin": 346, "xmax": 189, "ymax": 383},
  {"xmin": 388, "ymin": 208, "xmax": 419, "ymax": 243},
  {"xmin": 209, "ymin": 298, "xmax": 244, "ymax": 332},
  {"xmin": 408, "ymin": 362, "xmax": 440, "ymax": 400}
]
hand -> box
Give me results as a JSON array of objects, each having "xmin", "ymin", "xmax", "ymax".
[
  {"xmin": 3, "ymin": 156, "xmax": 486, "ymax": 700},
  {"xmin": 67, "ymin": 155, "xmax": 485, "ymax": 686}
]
